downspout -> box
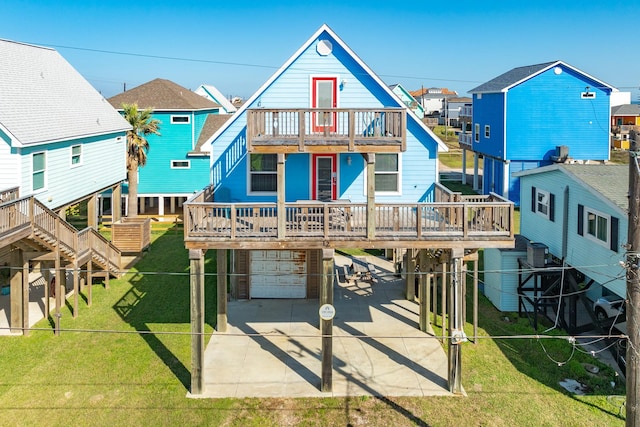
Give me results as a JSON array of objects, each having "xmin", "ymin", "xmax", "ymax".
[{"xmin": 562, "ymin": 185, "xmax": 569, "ymax": 259}]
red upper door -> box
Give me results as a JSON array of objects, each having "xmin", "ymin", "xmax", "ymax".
[{"xmin": 312, "ymin": 77, "xmax": 337, "ymax": 133}]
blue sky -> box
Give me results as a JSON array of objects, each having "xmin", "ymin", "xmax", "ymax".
[{"xmin": 3, "ymin": 1, "xmax": 638, "ymax": 100}]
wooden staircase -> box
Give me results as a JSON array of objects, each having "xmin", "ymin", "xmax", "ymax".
[{"xmin": 0, "ymin": 195, "xmax": 121, "ymax": 278}]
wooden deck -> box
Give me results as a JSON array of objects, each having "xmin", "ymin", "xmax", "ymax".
[
  {"xmin": 183, "ymin": 195, "xmax": 514, "ymax": 250},
  {"xmin": 246, "ymin": 108, "xmax": 406, "ymax": 153}
]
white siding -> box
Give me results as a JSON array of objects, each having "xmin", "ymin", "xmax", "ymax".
[{"xmin": 520, "ymin": 171, "xmax": 627, "ymax": 297}]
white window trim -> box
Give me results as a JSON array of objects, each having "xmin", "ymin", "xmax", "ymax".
[
  {"xmin": 484, "ymin": 125, "xmax": 490, "ymax": 139},
  {"xmin": 170, "ymin": 160, "xmax": 191, "ymax": 169},
  {"xmin": 171, "ymin": 114, "xmax": 191, "ymax": 124},
  {"xmin": 363, "ymin": 153, "xmax": 402, "ymax": 196},
  {"xmin": 247, "ymin": 153, "xmax": 277, "ymax": 195},
  {"xmin": 32, "ymin": 151, "xmax": 47, "ymax": 193},
  {"xmin": 474, "ymin": 124, "xmax": 480, "ymax": 142},
  {"xmin": 70, "ymin": 144, "xmax": 82, "ymax": 168},
  {"xmin": 584, "ymin": 207, "xmax": 610, "ymax": 247},
  {"xmin": 535, "ymin": 188, "xmax": 550, "ymax": 220}
]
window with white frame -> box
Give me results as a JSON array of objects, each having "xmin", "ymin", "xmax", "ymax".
[
  {"xmin": 474, "ymin": 124, "xmax": 479, "ymax": 142},
  {"xmin": 585, "ymin": 208, "xmax": 609, "ymax": 245},
  {"xmin": 171, "ymin": 160, "xmax": 190, "ymax": 169},
  {"xmin": 536, "ymin": 188, "xmax": 550, "ymax": 218},
  {"xmin": 249, "ymin": 154, "xmax": 277, "ymax": 193},
  {"xmin": 375, "ymin": 153, "xmax": 400, "ymax": 193},
  {"xmin": 32, "ymin": 152, "xmax": 46, "ymax": 191},
  {"xmin": 71, "ymin": 145, "xmax": 82, "ymax": 166},
  {"xmin": 171, "ymin": 115, "xmax": 190, "ymax": 124},
  {"xmin": 484, "ymin": 125, "xmax": 490, "ymax": 138}
]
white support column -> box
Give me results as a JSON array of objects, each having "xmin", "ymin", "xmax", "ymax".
[
  {"xmin": 158, "ymin": 196, "xmax": 165, "ymax": 216},
  {"xmin": 503, "ymin": 161, "xmax": 510, "ymax": 199},
  {"xmin": 461, "ymin": 149, "xmax": 467, "ymax": 185}
]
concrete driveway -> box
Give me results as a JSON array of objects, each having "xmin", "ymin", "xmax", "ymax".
[{"xmin": 196, "ymin": 254, "xmax": 450, "ymax": 398}]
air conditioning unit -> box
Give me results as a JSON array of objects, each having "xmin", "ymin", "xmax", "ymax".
[
  {"xmin": 556, "ymin": 145, "xmax": 569, "ymax": 159},
  {"xmin": 527, "ymin": 242, "xmax": 549, "ymax": 268}
]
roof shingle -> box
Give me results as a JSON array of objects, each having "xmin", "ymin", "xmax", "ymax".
[{"xmin": 108, "ymin": 78, "xmax": 220, "ymax": 111}]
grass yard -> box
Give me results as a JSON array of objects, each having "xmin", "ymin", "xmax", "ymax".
[{"xmin": 0, "ymin": 228, "xmax": 626, "ymax": 426}]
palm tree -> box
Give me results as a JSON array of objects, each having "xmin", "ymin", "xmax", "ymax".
[{"xmin": 122, "ymin": 103, "xmax": 161, "ymax": 217}]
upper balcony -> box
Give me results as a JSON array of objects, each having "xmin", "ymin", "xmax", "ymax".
[
  {"xmin": 458, "ymin": 132, "xmax": 473, "ymax": 150},
  {"xmin": 246, "ymin": 108, "xmax": 406, "ymax": 154},
  {"xmin": 460, "ymin": 105, "xmax": 472, "ymax": 119}
]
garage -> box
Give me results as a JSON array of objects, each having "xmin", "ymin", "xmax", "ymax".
[{"xmin": 250, "ymin": 250, "xmax": 307, "ymax": 298}]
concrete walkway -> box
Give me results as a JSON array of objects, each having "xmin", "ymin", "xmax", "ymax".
[{"xmin": 195, "ymin": 254, "xmax": 451, "ymax": 398}]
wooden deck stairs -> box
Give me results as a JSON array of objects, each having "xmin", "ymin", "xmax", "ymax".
[{"xmin": 0, "ymin": 194, "xmax": 121, "ymax": 279}]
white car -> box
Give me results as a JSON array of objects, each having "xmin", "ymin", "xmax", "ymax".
[{"xmin": 593, "ymin": 294, "xmax": 625, "ymax": 322}]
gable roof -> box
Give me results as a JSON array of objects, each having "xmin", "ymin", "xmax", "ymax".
[
  {"xmin": 192, "ymin": 114, "xmax": 232, "ymax": 154},
  {"xmin": 0, "ymin": 39, "xmax": 130, "ymax": 146},
  {"xmin": 470, "ymin": 60, "xmax": 617, "ymax": 94},
  {"xmin": 612, "ymin": 104, "xmax": 640, "ymax": 117},
  {"xmin": 205, "ymin": 24, "xmax": 447, "ymax": 152},
  {"xmin": 195, "ymin": 84, "xmax": 237, "ymax": 113},
  {"xmin": 514, "ymin": 163, "xmax": 628, "ymax": 213},
  {"xmin": 108, "ymin": 78, "xmax": 220, "ymax": 111}
]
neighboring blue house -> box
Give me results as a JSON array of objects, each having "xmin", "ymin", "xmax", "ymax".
[
  {"xmin": 0, "ymin": 39, "xmax": 130, "ymax": 223},
  {"xmin": 389, "ymin": 83, "xmax": 425, "ymax": 118},
  {"xmin": 108, "ymin": 79, "xmax": 227, "ymax": 217},
  {"xmin": 516, "ymin": 164, "xmax": 627, "ymax": 300},
  {"xmin": 467, "ymin": 61, "xmax": 616, "ymax": 205}
]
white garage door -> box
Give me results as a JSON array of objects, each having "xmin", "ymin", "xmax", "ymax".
[{"xmin": 250, "ymin": 250, "xmax": 307, "ymax": 298}]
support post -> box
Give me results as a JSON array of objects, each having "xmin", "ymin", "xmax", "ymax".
[
  {"xmin": 461, "ymin": 149, "xmax": 467, "ymax": 185},
  {"xmin": 216, "ymin": 249, "xmax": 228, "ymax": 332},
  {"xmin": 277, "ymin": 153, "xmax": 286, "ymax": 240},
  {"xmin": 473, "ymin": 258, "xmax": 479, "ymax": 344},
  {"xmin": 112, "ymin": 184, "xmax": 122, "ymax": 223},
  {"xmin": 626, "ymin": 133, "xmax": 640, "ymax": 425},
  {"xmin": 365, "ymin": 153, "xmax": 375, "ymax": 240},
  {"xmin": 320, "ymin": 248, "xmax": 334, "ymax": 392},
  {"xmin": 54, "ymin": 251, "xmax": 61, "ymax": 336},
  {"xmin": 10, "ymin": 249, "xmax": 23, "ymax": 333},
  {"xmin": 87, "ymin": 261, "xmax": 93, "ymax": 307},
  {"xmin": 87, "ymin": 193, "xmax": 98, "ymax": 229},
  {"xmin": 190, "ymin": 249, "xmax": 206, "ymax": 395},
  {"xmin": 473, "ymin": 152, "xmax": 479, "ymax": 191},
  {"xmin": 448, "ymin": 248, "xmax": 465, "ymax": 394},
  {"xmin": 405, "ymin": 248, "xmax": 416, "ymax": 301},
  {"xmin": 22, "ymin": 255, "xmax": 29, "ymax": 336},
  {"xmin": 73, "ymin": 262, "xmax": 79, "ymax": 318}
]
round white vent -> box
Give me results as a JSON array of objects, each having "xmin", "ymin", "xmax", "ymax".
[{"xmin": 317, "ymin": 39, "xmax": 333, "ymax": 56}]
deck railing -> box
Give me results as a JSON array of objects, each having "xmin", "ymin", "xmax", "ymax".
[
  {"xmin": 183, "ymin": 199, "xmax": 513, "ymax": 242},
  {"xmin": 0, "ymin": 186, "xmax": 20, "ymax": 204},
  {"xmin": 246, "ymin": 108, "xmax": 406, "ymax": 152},
  {"xmin": 458, "ymin": 132, "xmax": 473, "ymax": 149}
]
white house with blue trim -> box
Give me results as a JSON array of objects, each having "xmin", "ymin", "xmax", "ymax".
[
  {"xmin": 467, "ymin": 61, "xmax": 616, "ymax": 205},
  {"xmin": 0, "ymin": 38, "xmax": 130, "ymax": 220},
  {"xmin": 195, "ymin": 84, "xmax": 237, "ymax": 114},
  {"xmin": 515, "ymin": 164, "xmax": 627, "ymax": 300}
]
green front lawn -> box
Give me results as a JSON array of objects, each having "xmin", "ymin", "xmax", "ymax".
[{"xmin": 0, "ymin": 230, "xmax": 624, "ymax": 426}]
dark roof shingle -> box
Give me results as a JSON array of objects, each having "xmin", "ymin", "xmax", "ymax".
[{"xmin": 108, "ymin": 78, "xmax": 220, "ymax": 111}]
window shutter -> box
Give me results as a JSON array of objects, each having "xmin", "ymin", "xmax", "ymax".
[
  {"xmin": 610, "ymin": 216, "xmax": 619, "ymax": 252},
  {"xmin": 577, "ymin": 204, "xmax": 584, "ymax": 235},
  {"xmin": 531, "ymin": 186, "xmax": 536, "ymax": 213},
  {"xmin": 549, "ymin": 193, "xmax": 555, "ymax": 222}
]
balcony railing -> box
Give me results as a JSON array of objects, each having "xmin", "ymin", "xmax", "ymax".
[
  {"xmin": 460, "ymin": 105, "xmax": 472, "ymax": 118},
  {"xmin": 458, "ymin": 132, "xmax": 473, "ymax": 149},
  {"xmin": 183, "ymin": 195, "xmax": 514, "ymax": 248},
  {"xmin": 246, "ymin": 108, "xmax": 406, "ymax": 153}
]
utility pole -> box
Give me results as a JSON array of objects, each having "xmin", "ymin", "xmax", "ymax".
[{"xmin": 627, "ymin": 131, "xmax": 640, "ymax": 426}]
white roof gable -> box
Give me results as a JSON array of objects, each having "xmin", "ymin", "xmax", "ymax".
[
  {"xmin": 195, "ymin": 84, "xmax": 237, "ymax": 113},
  {"xmin": 0, "ymin": 39, "xmax": 130, "ymax": 147},
  {"xmin": 204, "ymin": 24, "xmax": 447, "ymax": 152}
]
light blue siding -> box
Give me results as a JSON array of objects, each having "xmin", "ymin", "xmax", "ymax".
[
  {"xmin": 484, "ymin": 247, "xmax": 527, "ymax": 312},
  {"xmin": 19, "ymin": 132, "xmax": 127, "ymax": 210},
  {"xmin": 519, "ymin": 171, "xmax": 626, "ymax": 297},
  {"xmin": 211, "ymin": 30, "xmax": 440, "ymax": 203}
]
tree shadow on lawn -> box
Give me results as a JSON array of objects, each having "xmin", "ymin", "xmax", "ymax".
[{"xmin": 112, "ymin": 230, "xmax": 217, "ymax": 390}]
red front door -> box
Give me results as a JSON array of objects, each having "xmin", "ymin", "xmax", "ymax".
[
  {"xmin": 312, "ymin": 154, "xmax": 337, "ymax": 201},
  {"xmin": 312, "ymin": 76, "xmax": 337, "ymax": 133}
]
